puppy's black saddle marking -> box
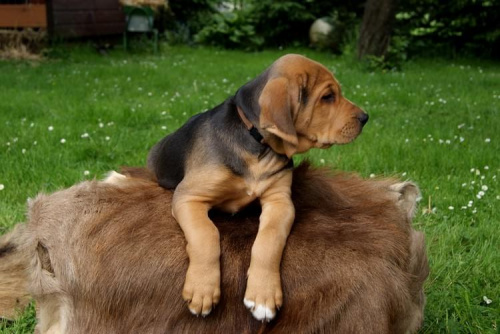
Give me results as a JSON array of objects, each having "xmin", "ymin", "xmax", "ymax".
[{"xmin": 147, "ymin": 99, "xmax": 293, "ymax": 190}]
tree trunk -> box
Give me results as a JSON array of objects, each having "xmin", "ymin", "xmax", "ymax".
[{"xmin": 357, "ymin": 0, "xmax": 398, "ymax": 59}]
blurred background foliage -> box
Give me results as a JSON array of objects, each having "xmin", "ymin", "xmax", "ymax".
[{"xmin": 159, "ymin": 0, "xmax": 499, "ymax": 63}]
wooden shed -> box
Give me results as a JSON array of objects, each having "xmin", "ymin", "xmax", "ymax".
[{"xmin": 0, "ymin": 0, "xmax": 125, "ymax": 37}]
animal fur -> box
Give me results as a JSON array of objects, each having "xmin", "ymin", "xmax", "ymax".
[{"xmin": 0, "ymin": 163, "xmax": 428, "ymax": 333}]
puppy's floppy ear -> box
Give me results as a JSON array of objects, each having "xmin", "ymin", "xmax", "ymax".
[{"xmin": 259, "ymin": 77, "xmax": 298, "ymax": 157}]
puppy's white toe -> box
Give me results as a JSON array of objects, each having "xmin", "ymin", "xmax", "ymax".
[
  {"xmin": 243, "ymin": 298, "xmax": 255, "ymax": 310},
  {"xmin": 252, "ymin": 304, "xmax": 275, "ymax": 322}
]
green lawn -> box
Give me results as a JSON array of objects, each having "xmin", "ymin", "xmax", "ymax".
[{"xmin": 1, "ymin": 44, "xmax": 499, "ymax": 333}]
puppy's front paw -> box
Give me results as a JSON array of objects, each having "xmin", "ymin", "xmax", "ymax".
[
  {"xmin": 182, "ymin": 265, "xmax": 221, "ymax": 317},
  {"xmin": 244, "ymin": 270, "xmax": 282, "ymax": 322}
]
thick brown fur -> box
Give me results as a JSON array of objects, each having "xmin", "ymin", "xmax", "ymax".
[
  {"xmin": 0, "ymin": 163, "xmax": 428, "ymax": 333},
  {"xmin": 0, "ymin": 224, "xmax": 31, "ymax": 319}
]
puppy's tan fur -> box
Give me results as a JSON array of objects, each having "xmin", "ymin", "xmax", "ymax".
[{"xmin": 0, "ymin": 164, "xmax": 428, "ymax": 333}]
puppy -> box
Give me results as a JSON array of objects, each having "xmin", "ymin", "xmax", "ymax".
[
  {"xmin": 147, "ymin": 54, "xmax": 368, "ymax": 320},
  {"xmin": 0, "ymin": 164, "xmax": 428, "ymax": 333}
]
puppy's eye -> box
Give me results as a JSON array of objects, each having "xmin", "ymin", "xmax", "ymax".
[{"xmin": 321, "ymin": 93, "xmax": 335, "ymax": 102}]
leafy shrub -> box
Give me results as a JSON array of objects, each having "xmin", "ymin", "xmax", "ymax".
[
  {"xmin": 158, "ymin": 0, "xmax": 218, "ymax": 42},
  {"xmin": 194, "ymin": 10, "xmax": 264, "ymax": 49},
  {"xmin": 171, "ymin": 0, "xmax": 500, "ymax": 60},
  {"xmin": 250, "ymin": 1, "xmax": 314, "ymax": 47},
  {"xmin": 164, "ymin": 21, "xmax": 192, "ymax": 45},
  {"xmin": 168, "ymin": 0, "xmax": 218, "ymax": 33},
  {"xmin": 194, "ymin": 1, "xmax": 314, "ymax": 49},
  {"xmin": 194, "ymin": 0, "xmax": 363, "ymax": 50},
  {"xmin": 361, "ymin": 34, "xmax": 409, "ymax": 71},
  {"xmin": 394, "ymin": 0, "xmax": 500, "ymax": 58}
]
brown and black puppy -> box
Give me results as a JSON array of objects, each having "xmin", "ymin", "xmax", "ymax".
[{"xmin": 147, "ymin": 54, "xmax": 368, "ymax": 321}]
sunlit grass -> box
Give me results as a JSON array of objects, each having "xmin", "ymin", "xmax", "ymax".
[{"xmin": 0, "ymin": 44, "xmax": 499, "ymax": 333}]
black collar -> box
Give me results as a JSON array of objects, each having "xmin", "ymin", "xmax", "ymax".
[
  {"xmin": 237, "ymin": 106, "xmax": 293, "ymax": 169},
  {"xmin": 237, "ymin": 106, "xmax": 264, "ymax": 144}
]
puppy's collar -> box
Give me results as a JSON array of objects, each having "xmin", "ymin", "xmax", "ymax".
[
  {"xmin": 237, "ymin": 106, "xmax": 264, "ymax": 144},
  {"xmin": 236, "ymin": 106, "xmax": 294, "ymax": 170}
]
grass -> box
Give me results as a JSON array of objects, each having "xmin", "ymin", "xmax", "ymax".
[{"xmin": 0, "ymin": 44, "xmax": 499, "ymax": 333}]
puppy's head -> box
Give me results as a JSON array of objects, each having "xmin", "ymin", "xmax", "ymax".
[{"xmin": 236, "ymin": 54, "xmax": 368, "ymax": 157}]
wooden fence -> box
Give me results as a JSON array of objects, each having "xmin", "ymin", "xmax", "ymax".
[{"xmin": 0, "ymin": 0, "xmax": 125, "ymax": 37}]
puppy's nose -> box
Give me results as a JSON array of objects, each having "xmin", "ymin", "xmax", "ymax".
[{"xmin": 357, "ymin": 112, "xmax": 369, "ymax": 126}]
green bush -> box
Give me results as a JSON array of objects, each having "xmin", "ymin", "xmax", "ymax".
[
  {"xmin": 394, "ymin": 0, "xmax": 500, "ymax": 58},
  {"xmin": 194, "ymin": 10, "xmax": 264, "ymax": 50},
  {"xmin": 158, "ymin": 0, "xmax": 218, "ymax": 42},
  {"xmin": 168, "ymin": 0, "xmax": 218, "ymax": 33},
  {"xmin": 194, "ymin": 1, "xmax": 314, "ymax": 50},
  {"xmin": 194, "ymin": 0, "xmax": 363, "ymax": 50},
  {"xmin": 250, "ymin": 1, "xmax": 314, "ymax": 47},
  {"xmin": 361, "ymin": 34, "xmax": 410, "ymax": 71},
  {"xmin": 169, "ymin": 0, "xmax": 499, "ymax": 59}
]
